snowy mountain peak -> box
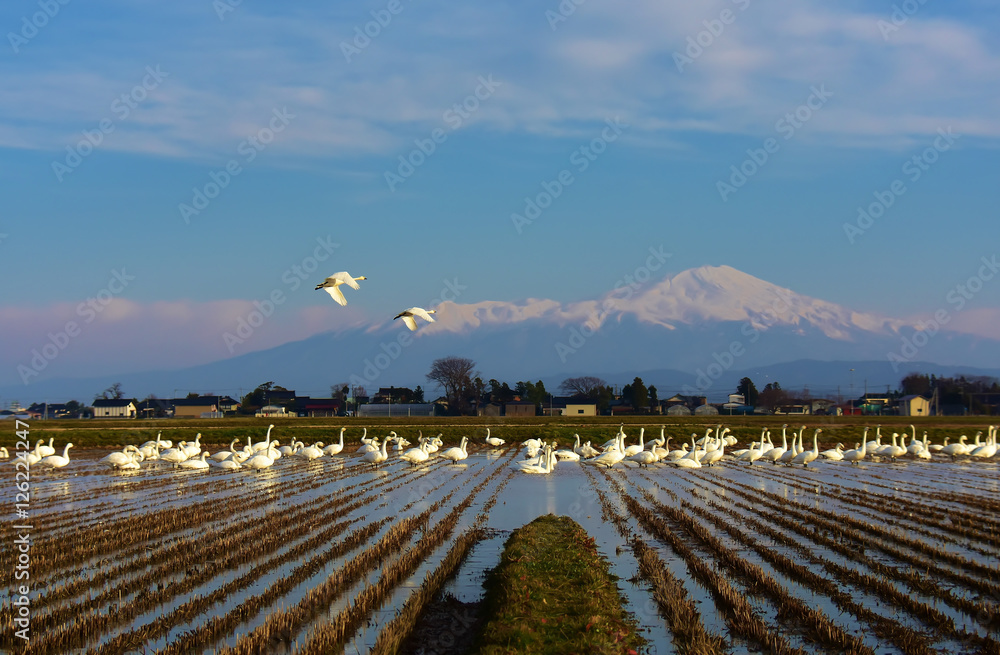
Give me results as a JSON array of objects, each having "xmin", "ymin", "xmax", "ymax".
[{"xmin": 420, "ymin": 265, "xmax": 906, "ymax": 341}]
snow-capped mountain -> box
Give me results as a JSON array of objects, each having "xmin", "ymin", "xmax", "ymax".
[
  {"xmin": 7, "ymin": 266, "xmax": 997, "ymax": 401},
  {"xmin": 420, "ymin": 265, "xmax": 907, "ymax": 339}
]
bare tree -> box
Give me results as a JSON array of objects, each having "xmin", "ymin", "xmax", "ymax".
[
  {"xmin": 97, "ymin": 382, "xmax": 125, "ymax": 401},
  {"xmin": 426, "ymin": 356, "xmax": 479, "ymax": 415},
  {"xmin": 559, "ymin": 376, "xmax": 608, "ymax": 398}
]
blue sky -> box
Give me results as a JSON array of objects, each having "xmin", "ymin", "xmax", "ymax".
[{"xmin": 1, "ymin": 0, "xmax": 999, "ymax": 387}]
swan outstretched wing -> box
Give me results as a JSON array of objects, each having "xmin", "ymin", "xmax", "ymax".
[{"xmin": 323, "ymin": 285, "xmax": 348, "ymax": 305}]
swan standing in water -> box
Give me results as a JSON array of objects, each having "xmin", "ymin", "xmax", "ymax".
[
  {"xmin": 519, "ymin": 446, "xmax": 555, "ymax": 474},
  {"xmin": 843, "ymin": 439, "xmax": 867, "ymax": 466},
  {"xmin": 484, "ymin": 428, "xmax": 505, "ymax": 447},
  {"xmin": 299, "ymin": 442, "xmax": 325, "ymax": 460},
  {"xmin": 671, "ymin": 436, "xmax": 702, "ymax": 469},
  {"xmin": 178, "ymin": 452, "xmax": 210, "ymax": 470},
  {"xmin": 39, "ymin": 443, "xmax": 73, "ymax": 469},
  {"xmin": 820, "ymin": 443, "xmax": 845, "ymax": 461},
  {"xmin": 791, "ymin": 429, "xmax": 821, "ymax": 467},
  {"xmin": 323, "ymin": 428, "xmax": 346, "ymax": 456},
  {"xmin": 252, "ymin": 425, "xmax": 275, "ymax": 452},
  {"xmin": 363, "ymin": 436, "xmax": 394, "ymax": 468},
  {"xmin": 38, "ymin": 437, "xmax": 56, "ymax": 458},
  {"xmin": 315, "ymin": 272, "xmax": 366, "ymax": 305},
  {"xmin": 400, "ymin": 440, "xmax": 431, "ymax": 464},
  {"xmin": 439, "ymin": 436, "xmax": 469, "ymax": 464}
]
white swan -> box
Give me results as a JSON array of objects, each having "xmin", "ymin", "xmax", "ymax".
[
  {"xmin": 323, "ymin": 428, "xmax": 346, "ymax": 456},
  {"xmin": 761, "ymin": 425, "xmax": 788, "ymax": 464},
  {"xmin": 883, "ymin": 432, "xmax": 907, "ymax": 461},
  {"xmin": 362, "ymin": 436, "xmax": 394, "ymax": 468},
  {"xmin": 299, "ymin": 442, "xmax": 325, "ymax": 460},
  {"xmin": 484, "ymin": 428, "xmax": 505, "ymax": 447},
  {"xmin": 400, "ymin": 440, "xmax": 431, "ymax": 464},
  {"xmin": 843, "ymin": 439, "xmax": 867, "ymax": 465},
  {"xmin": 791, "ymin": 429, "xmax": 821, "ymax": 467},
  {"xmin": 101, "ymin": 445, "xmax": 141, "ymax": 469},
  {"xmin": 393, "ymin": 306, "xmax": 436, "ymax": 331},
  {"xmin": 178, "ymin": 452, "xmax": 210, "ymax": 470},
  {"xmin": 160, "ymin": 443, "xmax": 189, "ymax": 465},
  {"xmin": 970, "ymin": 426, "xmax": 997, "ymax": 458},
  {"xmin": 0, "ymin": 447, "xmax": 7, "ymax": 459},
  {"xmin": 628, "ymin": 447, "xmax": 658, "ymax": 468},
  {"xmin": 701, "ymin": 439, "xmax": 726, "ymax": 466},
  {"xmin": 554, "ymin": 444, "xmax": 581, "ymax": 461},
  {"xmin": 252, "ymin": 425, "xmax": 275, "ymax": 452},
  {"xmin": 181, "ymin": 434, "xmax": 202, "ymax": 458},
  {"xmin": 39, "ymin": 443, "xmax": 73, "ymax": 469},
  {"xmin": 214, "ymin": 439, "xmax": 243, "ymax": 461},
  {"xmin": 585, "ymin": 434, "xmax": 626, "ymax": 468},
  {"xmin": 439, "ymin": 436, "xmax": 469, "ymax": 464},
  {"xmin": 23, "ymin": 441, "xmax": 46, "ymax": 466},
  {"xmin": 519, "ymin": 446, "xmax": 555, "ymax": 474},
  {"xmin": 820, "ymin": 443, "xmax": 844, "ymax": 461},
  {"xmin": 671, "ymin": 436, "xmax": 702, "ymax": 468},
  {"xmin": 623, "ymin": 428, "xmax": 645, "ymax": 458},
  {"xmin": 38, "ymin": 437, "xmax": 56, "ymax": 458},
  {"xmin": 245, "ymin": 449, "xmax": 275, "ymax": 471},
  {"xmin": 211, "ymin": 456, "xmax": 242, "ymax": 470},
  {"xmin": 942, "ymin": 435, "xmax": 969, "ymax": 460},
  {"xmin": 315, "ymin": 271, "xmax": 366, "ymax": 306}
]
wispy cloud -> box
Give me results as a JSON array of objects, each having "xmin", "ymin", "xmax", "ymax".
[{"xmin": 2, "ymin": 1, "xmax": 998, "ymax": 164}]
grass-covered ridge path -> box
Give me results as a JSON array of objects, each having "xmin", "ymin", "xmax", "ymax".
[{"xmin": 474, "ymin": 514, "xmax": 646, "ymax": 654}]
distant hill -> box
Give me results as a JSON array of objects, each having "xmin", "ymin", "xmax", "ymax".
[{"xmin": 6, "ymin": 265, "xmax": 998, "ymax": 403}]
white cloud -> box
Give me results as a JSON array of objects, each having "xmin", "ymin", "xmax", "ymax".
[{"xmin": 1, "ymin": 0, "xmax": 998, "ymax": 161}]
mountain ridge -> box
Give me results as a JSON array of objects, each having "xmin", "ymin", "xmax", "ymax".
[{"xmin": 4, "ymin": 265, "xmax": 997, "ymax": 402}]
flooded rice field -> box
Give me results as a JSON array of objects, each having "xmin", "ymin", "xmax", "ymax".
[{"xmin": 3, "ymin": 432, "xmax": 1000, "ymax": 654}]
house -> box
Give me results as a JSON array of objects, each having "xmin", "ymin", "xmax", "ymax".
[
  {"xmin": 92, "ymin": 399, "xmax": 137, "ymax": 419},
  {"xmin": 898, "ymin": 395, "xmax": 931, "ymax": 417},
  {"xmin": 478, "ymin": 403, "xmax": 503, "ymax": 417},
  {"xmin": 357, "ymin": 403, "xmax": 437, "ymax": 417},
  {"xmin": 256, "ymin": 404, "xmax": 291, "ymax": 418},
  {"xmin": 137, "ymin": 398, "xmax": 172, "ymax": 419},
  {"xmin": 172, "ymin": 397, "xmax": 219, "ymax": 419},
  {"xmin": 294, "ymin": 397, "xmax": 342, "ymax": 417},
  {"xmin": 564, "ymin": 403, "xmax": 597, "ymax": 416},
  {"xmin": 504, "ymin": 400, "xmax": 536, "ymax": 417},
  {"xmin": 774, "ymin": 404, "xmax": 810, "ymax": 415},
  {"xmin": 661, "ymin": 394, "xmax": 707, "ymax": 412},
  {"xmin": 264, "ymin": 389, "xmax": 296, "ymax": 406},
  {"xmin": 810, "ymin": 399, "xmax": 838, "ymax": 415}
]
